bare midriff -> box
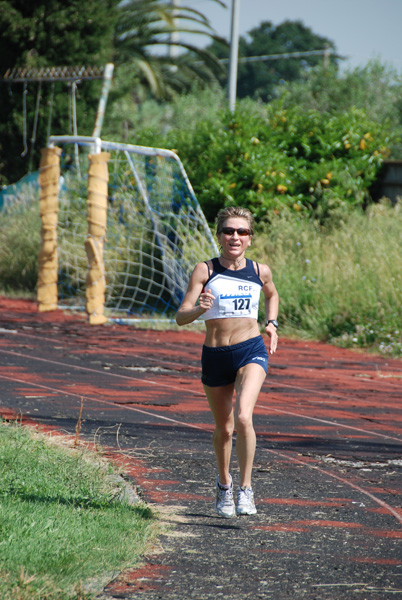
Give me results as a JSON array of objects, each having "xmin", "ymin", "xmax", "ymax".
[{"xmin": 204, "ymin": 317, "xmax": 260, "ymax": 347}]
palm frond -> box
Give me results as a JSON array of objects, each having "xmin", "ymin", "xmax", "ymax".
[{"xmin": 114, "ymin": 0, "xmax": 227, "ymax": 99}]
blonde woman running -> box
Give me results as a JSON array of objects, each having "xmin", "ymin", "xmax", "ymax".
[{"xmin": 176, "ymin": 206, "xmax": 279, "ymax": 518}]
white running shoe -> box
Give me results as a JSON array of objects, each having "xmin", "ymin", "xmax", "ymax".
[
  {"xmin": 215, "ymin": 476, "xmax": 235, "ymax": 518},
  {"xmin": 236, "ymin": 486, "xmax": 257, "ymax": 515}
]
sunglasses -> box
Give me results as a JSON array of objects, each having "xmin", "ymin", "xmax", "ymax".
[{"xmin": 221, "ymin": 227, "xmax": 251, "ymax": 237}]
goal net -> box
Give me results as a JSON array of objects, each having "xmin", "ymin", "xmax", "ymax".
[{"xmin": 49, "ymin": 136, "xmax": 218, "ymax": 320}]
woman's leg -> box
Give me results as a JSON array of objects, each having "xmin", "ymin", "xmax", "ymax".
[
  {"xmin": 203, "ymin": 382, "xmax": 235, "ymax": 486},
  {"xmin": 234, "ymin": 363, "xmax": 267, "ymax": 488}
]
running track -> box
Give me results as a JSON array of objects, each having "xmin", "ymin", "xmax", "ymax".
[{"xmin": 0, "ymin": 297, "xmax": 401, "ymax": 599}]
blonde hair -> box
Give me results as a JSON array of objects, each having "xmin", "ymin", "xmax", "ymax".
[{"xmin": 215, "ymin": 206, "xmax": 254, "ymax": 235}]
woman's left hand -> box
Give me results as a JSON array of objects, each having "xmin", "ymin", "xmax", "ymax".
[{"xmin": 265, "ymin": 324, "xmax": 278, "ymax": 354}]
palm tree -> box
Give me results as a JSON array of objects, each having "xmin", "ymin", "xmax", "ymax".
[{"xmin": 114, "ymin": 0, "xmax": 227, "ymax": 100}]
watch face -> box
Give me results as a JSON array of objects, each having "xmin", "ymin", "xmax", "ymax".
[{"xmin": 268, "ymin": 320, "xmax": 278, "ymax": 328}]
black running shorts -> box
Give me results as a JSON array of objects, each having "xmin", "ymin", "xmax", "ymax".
[{"xmin": 201, "ymin": 335, "xmax": 268, "ymax": 387}]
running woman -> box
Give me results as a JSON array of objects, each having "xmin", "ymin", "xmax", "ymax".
[{"xmin": 176, "ymin": 206, "xmax": 279, "ymax": 518}]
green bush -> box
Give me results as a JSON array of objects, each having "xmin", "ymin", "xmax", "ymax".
[
  {"xmin": 166, "ymin": 99, "xmax": 393, "ymax": 223},
  {"xmin": 104, "ymin": 62, "xmax": 401, "ymax": 225},
  {"xmin": 280, "ymin": 62, "xmax": 402, "ymax": 134}
]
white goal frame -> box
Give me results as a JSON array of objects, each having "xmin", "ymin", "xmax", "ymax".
[{"xmin": 48, "ymin": 135, "xmax": 218, "ymax": 322}]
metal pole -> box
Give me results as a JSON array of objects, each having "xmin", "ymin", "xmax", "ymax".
[
  {"xmin": 92, "ymin": 63, "xmax": 114, "ymax": 138},
  {"xmin": 227, "ymin": 0, "xmax": 240, "ymax": 113}
]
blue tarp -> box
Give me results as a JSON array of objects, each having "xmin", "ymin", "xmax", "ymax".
[{"xmin": 0, "ymin": 171, "xmax": 39, "ymax": 212}]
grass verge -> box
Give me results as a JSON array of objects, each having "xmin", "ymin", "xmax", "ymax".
[{"xmin": 0, "ymin": 419, "xmax": 157, "ymax": 600}]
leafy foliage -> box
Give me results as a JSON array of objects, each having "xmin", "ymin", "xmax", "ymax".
[
  {"xmin": 0, "ymin": 0, "xmax": 118, "ymax": 70},
  {"xmin": 279, "ymin": 61, "xmax": 402, "ymax": 156},
  {"xmin": 206, "ymin": 19, "xmax": 338, "ymax": 101},
  {"xmin": 164, "ymin": 97, "xmax": 393, "ymax": 223},
  {"xmin": 113, "ymin": 0, "xmax": 226, "ymax": 101},
  {"xmin": 104, "ymin": 61, "xmax": 401, "ymax": 225},
  {"xmin": 0, "ymin": 0, "xmax": 224, "ymax": 185},
  {"xmin": 282, "ymin": 61, "xmax": 402, "ymax": 115},
  {"xmin": 0, "ymin": 0, "xmax": 118, "ymax": 186}
]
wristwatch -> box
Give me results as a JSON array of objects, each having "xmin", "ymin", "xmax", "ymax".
[{"xmin": 266, "ymin": 319, "xmax": 278, "ymax": 329}]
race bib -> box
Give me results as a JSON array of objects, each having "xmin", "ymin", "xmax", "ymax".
[{"xmin": 218, "ymin": 294, "xmax": 252, "ymax": 316}]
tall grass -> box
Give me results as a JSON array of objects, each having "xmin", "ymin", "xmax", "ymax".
[
  {"xmin": 0, "ymin": 203, "xmax": 40, "ymax": 292},
  {"xmin": 251, "ymin": 200, "xmax": 402, "ymax": 356},
  {"xmin": 0, "ymin": 420, "xmax": 156, "ymax": 600},
  {"xmin": 0, "ymin": 189, "xmax": 401, "ymax": 356}
]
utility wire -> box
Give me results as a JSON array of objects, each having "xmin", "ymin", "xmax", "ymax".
[{"xmin": 220, "ymin": 48, "xmax": 338, "ymax": 64}]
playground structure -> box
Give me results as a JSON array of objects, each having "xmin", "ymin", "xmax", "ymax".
[{"xmin": 1, "ymin": 64, "xmax": 114, "ymax": 166}]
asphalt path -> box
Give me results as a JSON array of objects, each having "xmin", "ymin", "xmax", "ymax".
[{"xmin": 0, "ymin": 297, "xmax": 401, "ymax": 599}]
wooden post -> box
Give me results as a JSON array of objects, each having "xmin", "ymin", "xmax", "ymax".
[
  {"xmin": 85, "ymin": 151, "xmax": 110, "ymax": 325},
  {"xmin": 37, "ymin": 146, "xmax": 61, "ymax": 312}
]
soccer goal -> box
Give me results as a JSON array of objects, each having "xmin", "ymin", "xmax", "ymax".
[{"xmin": 46, "ymin": 135, "xmax": 218, "ymax": 321}]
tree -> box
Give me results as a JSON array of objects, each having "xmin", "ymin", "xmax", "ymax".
[
  {"xmin": 0, "ymin": 0, "xmax": 119, "ymax": 185},
  {"xmin": 0, "ymin": 0, "xmax": 225, "ymax": 184},
  {"xmin": 207, "ymin": 20, "xmax": 338, "ymax": 101}
]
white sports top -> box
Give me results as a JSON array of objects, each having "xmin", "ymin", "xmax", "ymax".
[{"xmin": 202, "ymin": 258, "xmax": 263, "ymax": 321}]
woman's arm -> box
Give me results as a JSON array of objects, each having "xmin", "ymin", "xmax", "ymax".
[
  {"xmin": 259, "ymin": 263, "xmax": 279, "ymax": 354},
  {"xmin": 175, "ymin": 262, "xmax": 215, "ymax": 326}
]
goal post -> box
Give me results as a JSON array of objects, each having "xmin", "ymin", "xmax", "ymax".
[
  {"xmin": 85, "ymin": 150, "xmax": 110, "ymax": 325},
  {"xmin": 43, "ymin": 135, "xmax": 218, "ymax": 322},
  {"xmin": 37, "ymin": 145, "xmax": 62, "ymax": 312}
]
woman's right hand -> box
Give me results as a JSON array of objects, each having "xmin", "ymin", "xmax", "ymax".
[
  {"xmin": 176, "ymin": 262, "xmax": 211, "ymax": 326},
  {"xmin": 199, "ymin": 288, "xmax": 215, "ymax": 313}
]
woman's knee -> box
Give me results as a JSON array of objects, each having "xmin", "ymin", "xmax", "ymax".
[
  {"xmin": 214, "ymin": 423, "xmax": 234, "ymax": 443},
  {"xmin": 235, "ymin": 413, "xmax": 253, "ymax": 435}
]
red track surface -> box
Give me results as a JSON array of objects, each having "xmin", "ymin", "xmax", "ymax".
[{"xmin": 0, "ymin": 297, "xmax": 401, "ymax": 599}]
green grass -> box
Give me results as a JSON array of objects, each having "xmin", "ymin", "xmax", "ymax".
[
  {"xmin": 0, "ymin": 420, "xmax": 157, "ymax": 600},
  {"xmin": 0, "ymin": 204, "xmax": 41, "ymax": 293},
  {"xmin": 251, "ymin": 200, "xmax": 402, "ymax": 356}
]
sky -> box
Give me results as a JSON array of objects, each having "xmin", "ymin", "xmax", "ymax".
[{"xmin": 182, "ymin": 0, "xmax": 402, "ymax": 72}]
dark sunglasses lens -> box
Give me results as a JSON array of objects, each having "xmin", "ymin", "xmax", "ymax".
[{"xmin": 221, "ymin": 227, "xmax": 250, "ymax": 236}]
